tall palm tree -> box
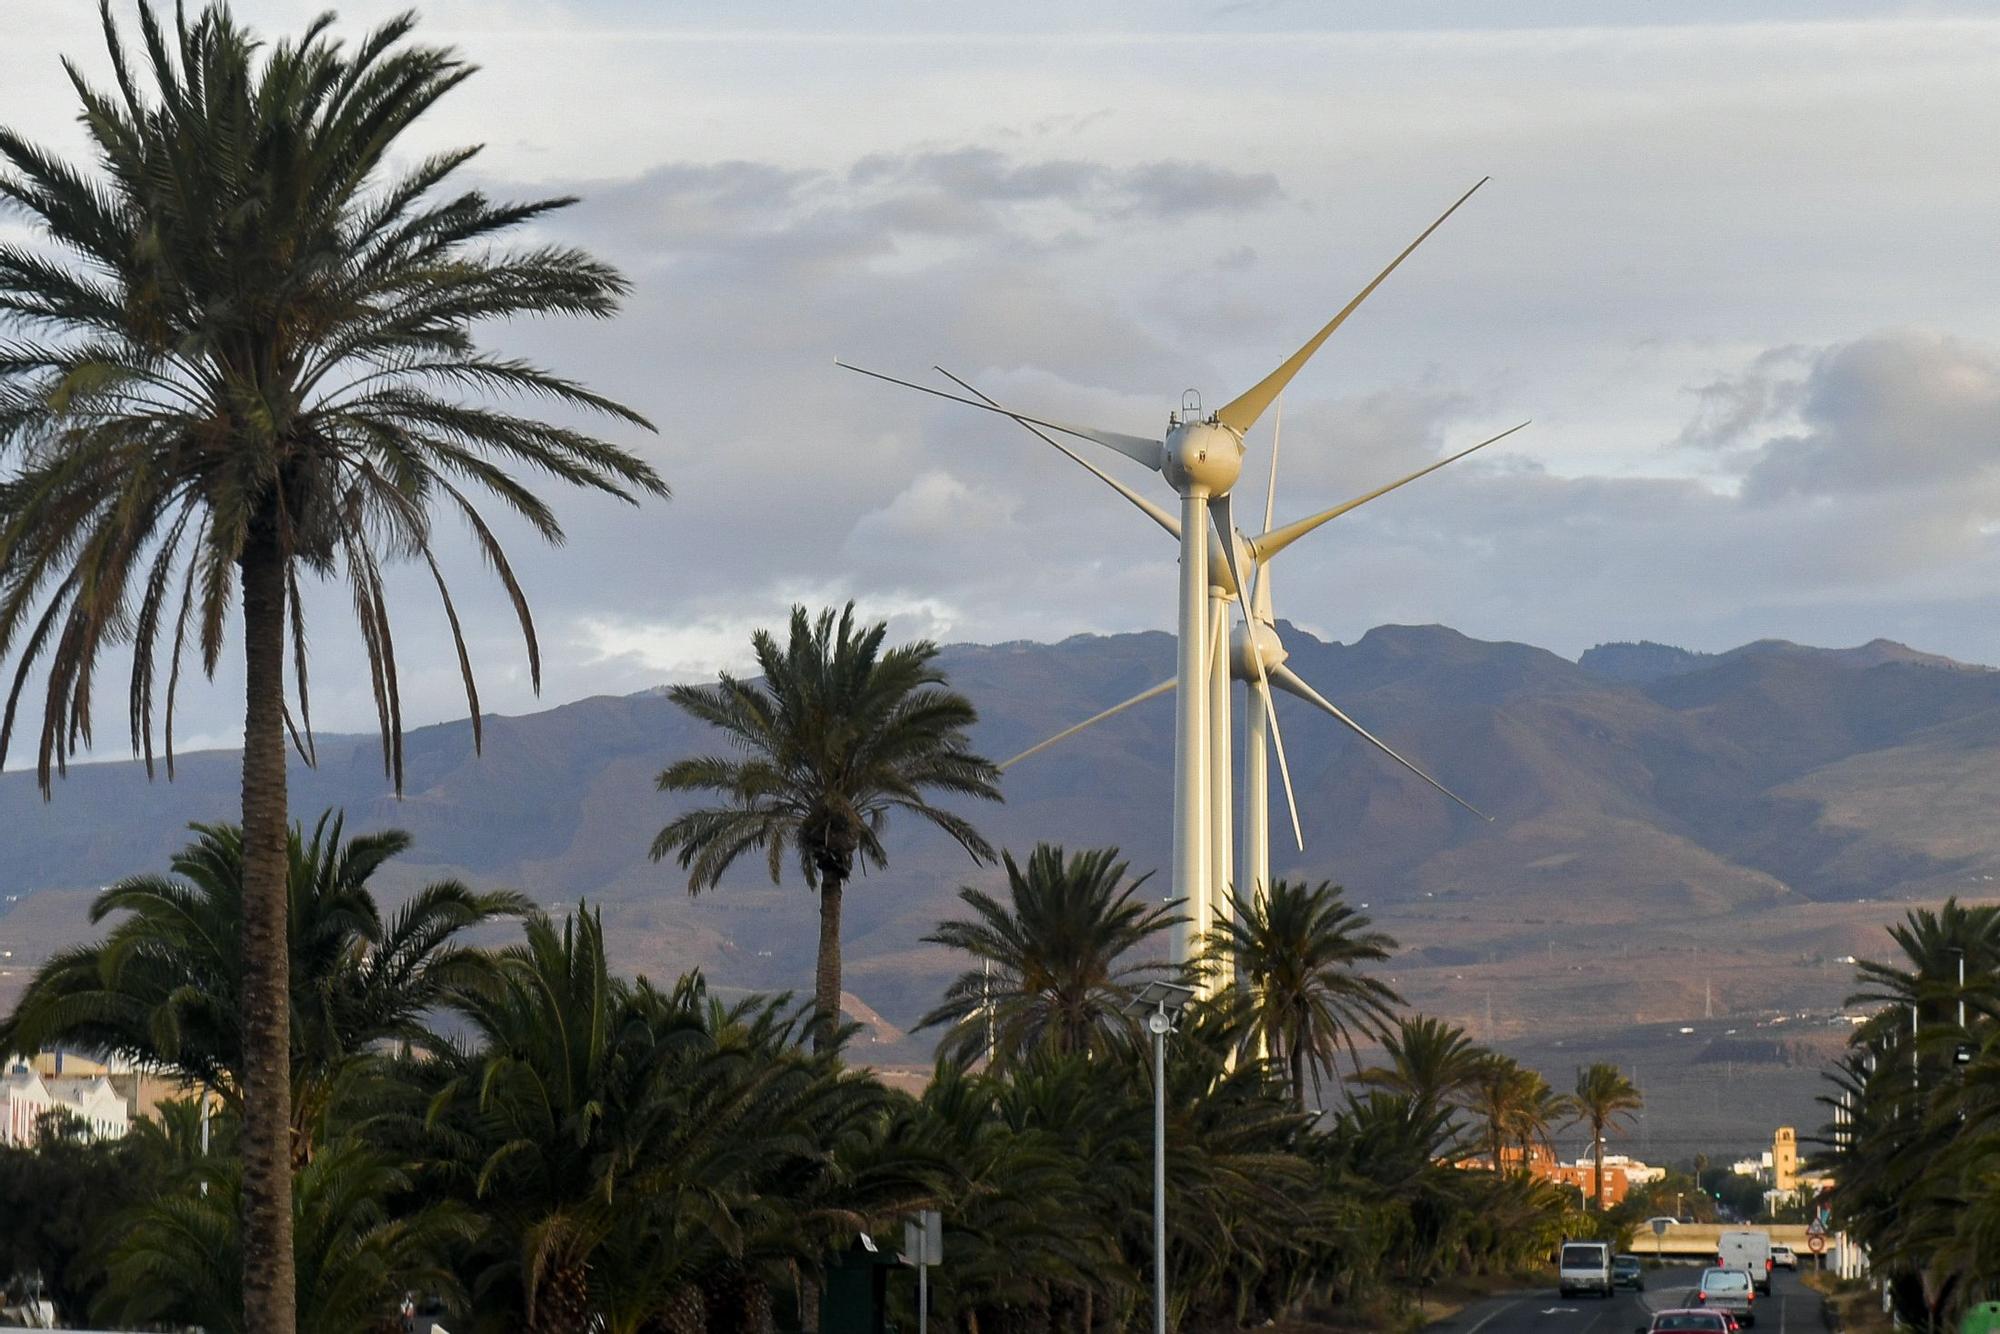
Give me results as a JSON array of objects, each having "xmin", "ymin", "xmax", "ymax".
[
  {"xmin": 0, "ymin": 8, "xmax": 662, "ymax": 1324},
  {"xmin": 918, "ymin": 844, "xmax": 1181, "ymax": 1065},
  {"xmin": 651, "ymin": 602, "xmax": 1001, "ymax": 1049},
  {"xmin": 1571, "ymin": 1062, "xmax": 1643, "ymax": 1210},
  {"xmin": 1355, "ymin": 1014, "xmax": 1486, "ymax": 1114},
  {"xmin": 0, "ymin": 812, "xmax": 526, "ymax": 1153},
  {"xmin": 1207, "ymin": 879, "xmax": 1401, "ymax": 1110}
]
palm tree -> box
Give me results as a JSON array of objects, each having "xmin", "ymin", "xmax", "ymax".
[
  {"xmin": 1355, "ymin": 1014, "xmax": 1486, "ymax": 1113},
  {"xmin": 1466, "ymin": 1053, "xmax": 1568, "ymax": 1175},
  {"xmin": 651, "ymin": 602, "xmax": 1001, "ymax": 1048},
  {"xmin": 1571, "ymin": 1062, "xmax": 1643, "ymax": 1210},
  {"xmin": 95, "ymin": 1137, "xmax": 475, "ymax": 1334},
  {"xmin": 0, "ymin": 812, "xmax": 524, "ymax": 1153},
  {"xmin": 0, "ymin": 8, "xmax": 662, "ymax": 1324},
  {"xmin": 918, "ymin": 844, "xmax": 1180, "ymax": 1066},
  {"xmin": 408, "ymin": 905, "xmax": 917, "ymax": 1334},
  {"xmin": 1207, "ymin": 879, "xmax": 1401, "ymax": 1110}
]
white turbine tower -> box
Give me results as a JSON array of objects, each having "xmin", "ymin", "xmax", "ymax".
[{"xmin": 839, "ymin": 178, "xmax": 1490, "ymax": 964}]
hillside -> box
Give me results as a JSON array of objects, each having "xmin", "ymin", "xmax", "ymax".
[{"xmin": 4, "ymin": 622, "xmax": 1998, "ymax": 1149}]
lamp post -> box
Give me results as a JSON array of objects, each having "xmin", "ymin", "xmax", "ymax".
[
  {"xmin": 1950, "ymin": 946, "xmax": 1967, "ymax": 1030},
  {"xmin": 1130, "ymin": 980, "xmax": 1196, "ymax": 1334}
]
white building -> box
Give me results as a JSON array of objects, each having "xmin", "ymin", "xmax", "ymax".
[
  {"xmin": 1563, "ymin": 1152, "xmax": 1667, "ymax": 1186},
  {"xmin": 1, "ymin": 1061, "xmax": 54, "ymax": 1145},
  {"xmin": 1, "ymin": 1060, "xmax": 130, "ymax": 1143},
  {"xmin": 47, "ymin": 1075, "xmax": 130, "ymax": 1140}
]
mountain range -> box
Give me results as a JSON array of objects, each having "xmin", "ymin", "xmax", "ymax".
[{"xmin": 4, "ymin": 622, "xmax": 1997, "ymax": 1151}]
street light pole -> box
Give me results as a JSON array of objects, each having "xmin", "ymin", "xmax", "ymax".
[
  {"xmin": 1957, "ymin": 948, "xmax": 1967, "ymax": 1031},
  {"xmin": 1153, "ymin": 1007, "xmax": 1168, "ymax": 1334},
  {"xmin": 1130, "ymin": 979, "xmax": 1193, "ymax": 1334}
]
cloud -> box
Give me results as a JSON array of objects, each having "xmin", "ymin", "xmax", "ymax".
[
  {"xmin": 15, "ymin": 6, "xmax": 2000, "ymax": 768},
  {"xmin": 1736, "ymin": 331, "xmax": 2000, "ymax": 503}
]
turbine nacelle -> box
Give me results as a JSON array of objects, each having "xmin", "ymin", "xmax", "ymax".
[
  {"xmin": 1229, "ymin": 617, "xmax": 1287, "ymax": 682},
  {"xmin": 1163, "ymin": 419, "xmax": 1243, "ymax": 495}
]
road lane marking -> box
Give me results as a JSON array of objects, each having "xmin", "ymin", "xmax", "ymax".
[{"xmin": 1459, "ymin": 1297, "xmax": 1520, "ymax": 1334}]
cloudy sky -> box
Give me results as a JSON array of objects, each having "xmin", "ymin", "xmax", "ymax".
[{"xmin": 7, "ymin": 0, "xmax": 2000, "ymax": 753}]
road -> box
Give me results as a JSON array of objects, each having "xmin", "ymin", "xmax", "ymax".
[{"xmin": 1427, "ymin": 1268, "xmax": 1828, "ymax": 1333}]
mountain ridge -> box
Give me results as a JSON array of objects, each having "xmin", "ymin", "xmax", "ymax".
[{"xmin": 3, "ymin": 621, "xmax": 1998, "ymax": 1147}]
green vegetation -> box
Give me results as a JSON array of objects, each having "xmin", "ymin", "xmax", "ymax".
[
  {"xmin": 652, "ymin": 602, "xmax": 1003, "ymax": 1049},
  {"xmin": 918, "ymin": 844, "xmax": 1177, "ymax": 1065},
  {"xmin": 1816, "ymin": 899, "xmax": 2000, "ymax": 1328},
  {"xmin": 1207, "ymin": 878, "xmax": 1400, "ymax": 1110},
  {"xmin": 0, "ymin": 813, "xmax": 525, "ymax": 1151},
  {"xmin": 0, "ymin": 810, "xmax": 1591, "ymax": 1331},
  {"xmin": 0, "ymin": 4, "xmax": 663, "ymax": 1326}
]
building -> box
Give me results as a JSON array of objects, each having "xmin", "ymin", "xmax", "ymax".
[
  {"xmin": 1, "ymin": 1062, "xmax": 54, "ymax": 1145},
  {"xmin": 2, "ymin": 1056, "xmax": 133, "ymax": 1143},
  {"xmin": 46, "ymin": 1075, "xmax": 130, "ymax": 1140},
  {"xmin": 1773, "ymin": 1126, "xmax": 1799, "ymax": 1193},
  {"xmin": 1457, "ymin": 1143, "xmax": 1659, "ymax": 1207}
]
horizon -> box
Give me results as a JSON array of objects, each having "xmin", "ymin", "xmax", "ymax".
[{"xmin": 11, "ymin": 617, "xmax": 1991, "ymax": 769}]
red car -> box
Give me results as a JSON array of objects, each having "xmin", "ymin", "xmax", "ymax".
[{"xmin": 1638, "ymin": 1311, "xmax": 1738, "ymax": 1333}]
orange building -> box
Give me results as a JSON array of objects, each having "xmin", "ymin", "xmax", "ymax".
[{"xmin": 1461, "ymin": 1144, "xmax": 1638, "ymax": 1206}]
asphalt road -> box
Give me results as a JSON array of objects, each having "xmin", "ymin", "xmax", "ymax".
[{"xmin": 1426, "ymin": 1268, "xmax": 1828, "ymax": 1334}]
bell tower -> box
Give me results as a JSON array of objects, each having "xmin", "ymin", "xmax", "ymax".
[{"xmin": 1773, "ymin": 1126, "xmax": 1799, "ymax": 1192}]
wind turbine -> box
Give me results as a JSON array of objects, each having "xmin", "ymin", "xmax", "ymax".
[
  {"xmin": 964, "ymin": 372, "xmax": 1510, "ymax": 945},
  {"xmin": 839, "ymin": 178, "xmax": 1490, "ymax": 964}
]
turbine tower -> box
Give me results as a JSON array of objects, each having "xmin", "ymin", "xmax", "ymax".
[{"xmin": 839, "ymin": 179, "xmax": 1490, "ymax": 963}]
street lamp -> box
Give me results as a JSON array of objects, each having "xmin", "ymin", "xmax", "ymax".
[
  {"xmin": 1949, "ymin": 946, "xmax": 1967, "ymax": 1030},
  {"xmin": 1130, "ymin": 979, "xmax": 1196, "ymax": 1334}
]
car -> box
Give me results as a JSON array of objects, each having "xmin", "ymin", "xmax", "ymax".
[
  {"xmin": 1637, "ymin": 1311, "xmax": 1735, "ymax": 1334},
  {"xmin": 1613, "ymin": 1254, "xmax": 1647, "ymax": 1290},
  {"xmin": 1559, "ymin": 1240, "xmax": 1614, "ymax": 1298},
  {"xmin": 1696, "ymin": 1266, "xmax": 1756, "ymax": 1327},
  {"xmin": 1771, "ymin": 1244, "xmax": 1798, "ymax": 1270},
  {"xmin": 1644, "ymin": 1215, "xmax": 1681, "ymax": 1230}
]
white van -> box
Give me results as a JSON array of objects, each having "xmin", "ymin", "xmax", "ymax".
[
  {"xmin": 1558, "ymin": 1239, "xmax": 1614, "ymax": 1298},
  {"xmin": 1717, "ymin": 1229, "xmax": 1774, "ymax": 1294}
]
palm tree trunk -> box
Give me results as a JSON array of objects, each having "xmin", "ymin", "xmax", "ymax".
[
  {"xmin": 238, "ymin": 526, "xmax": 297, "ymax": 1334},
  {"xmin": 814, "ymin": 874, "xmax": 845, "ymax": 1053},
  {"xmin": 1289, "ymin": 1040, "xmax": 1307, "ymax": 1112},
  {"xmin": 1592, "ymin": 1116, "xmax": 1605, "ymax": 1210}
]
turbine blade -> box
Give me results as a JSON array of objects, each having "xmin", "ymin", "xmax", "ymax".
[
  {"xmin": 999, "ymin": 677, "xmax": 1177, "ymax": 770},
  {"xmin": 1261, "ymin": 670, "xmax": 1305, "ymax": 851},
  {"xmin": 934, "ymin": 366, "xmax": 1179, "ymax": 540},
  {"xmin": 1249, "ymin": 420, "xmax": 1528, "ymax": 562},
  {"xmin": 1270, "ymin": 663, "xmax": 1490, "ymax": 820},
  {"xmin": 1214, "ymin": 178, "xmax": 1489, "ymax": 436},
  {"xmin": 1211, "ymin": 493, "xmax": 1303, "ymax": 849},
  {"xmin": 1263, "ymin": 396, "xmax": 1283, "ymax": 534},
  {"xmin": 836, "ymin": 360, "xmax": 1163, "ymax": 468}
]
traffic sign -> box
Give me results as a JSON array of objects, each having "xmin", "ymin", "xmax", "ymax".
[
  {"xmin": 1651, "ymin": 1218, "xmax": 1670, "ymax": 1236},
  {"xmin": 1808, "ymin": 1234, "xmax": 1827, "ymax": 1255}
]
